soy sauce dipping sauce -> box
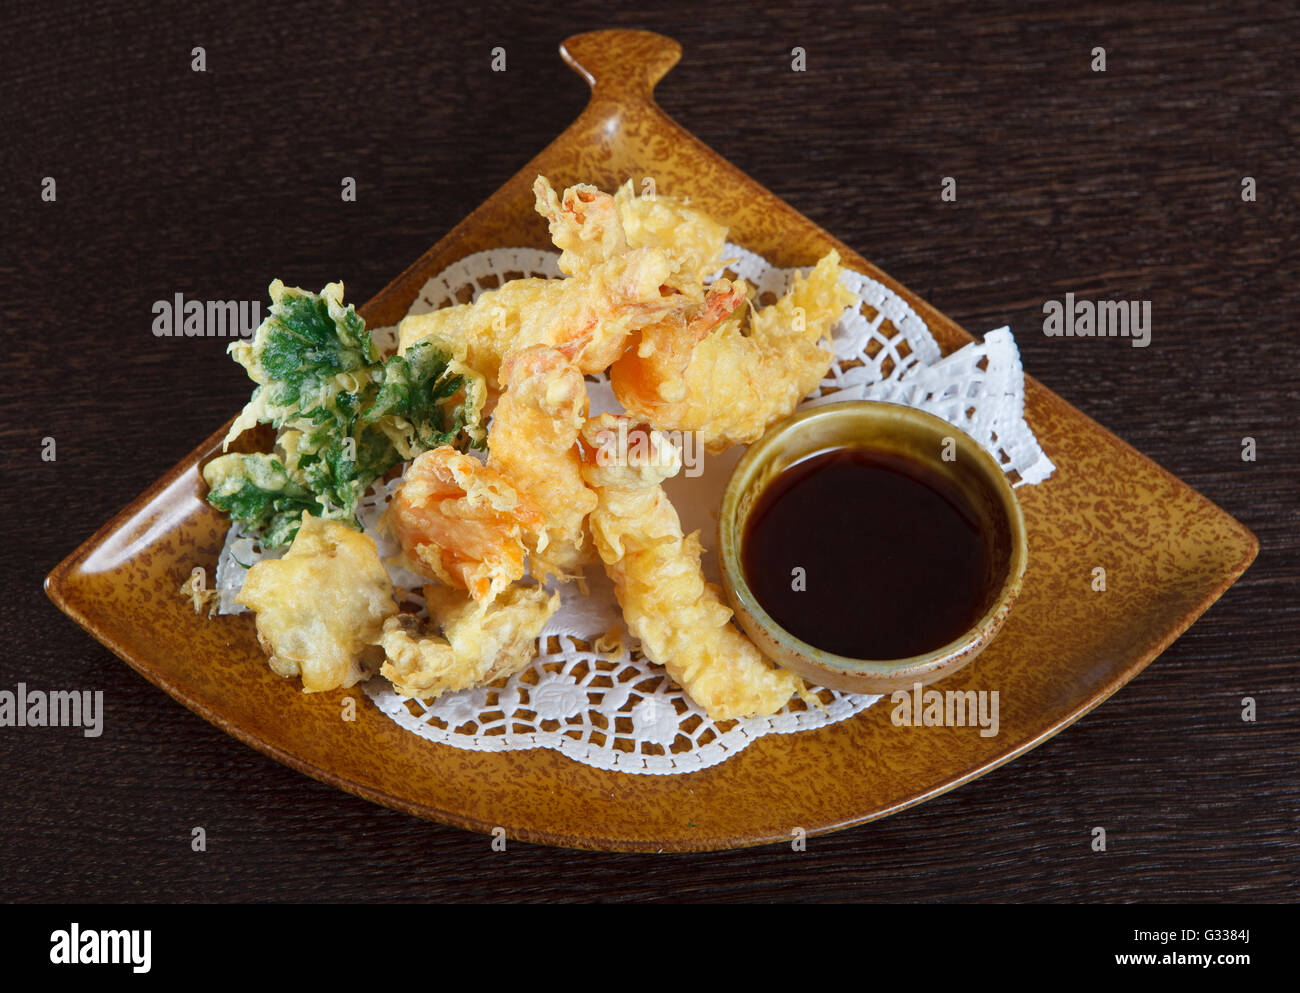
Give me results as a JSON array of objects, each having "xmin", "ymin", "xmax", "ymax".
[{"xmin": 742, "ymin": 447, "xmax": 992, "ymax": 660}]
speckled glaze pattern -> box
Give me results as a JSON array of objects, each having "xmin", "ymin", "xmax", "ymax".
[{"xmin": 46, "ymin": 30, "xmax": 1257, "ymax": 852}]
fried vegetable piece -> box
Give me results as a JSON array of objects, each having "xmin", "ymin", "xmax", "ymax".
[
  {"xmin": 610, "ymin": 251, "xmax": 857, "ymax": 452},
  {"xmin": 203, "ymin": 452, "xmax": 326, "ymax": 549},
  {"xmin": 488, "ymin": 345, "xmax": 598, "ymax": 579},
  {"xmin": 236, "ymin": 514, "xmax": 397, "ymax": 692},
  {"xmin": 578, "ymin": 414, "xmax": 807, "ymax": 720},
  {"xmin": 385, "ymin": 447, "xmax": 546, "ymax": 602},
  {"xmin": 206, "ymin": 280, "xmax": 484, "ymax": 547},
  {"xmin": 378, "ymin": 584, "xmax": 559, "ymax": 701}
]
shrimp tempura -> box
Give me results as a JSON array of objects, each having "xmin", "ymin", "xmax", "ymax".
[
  {"xmin": 379, "ymin": 584, "xmax": 559, "ymax": 701},
  {"xmin": 533, "ymin": 179, "xmax": 628, "ymax": 276},
  {"xmin": 398, "ymin": 175, "xmax": 732, "ymax": 392},
  {"xmin": 397, "ymin": 247, "xmax": 678, "ymax": 389},
  {"xmin": 578, "ymin": 414, "xmax": 806, "ymax": 720},
  {"xmin": 534, "ymin": 176, "xmax": 728, "ymax": 295},
  {"xmin": 489, "ymin": 345, "xmax": 598, "ymax": 579},
  {"xmin": 385, "ymin": 447, "xmax": 545, "ymax": 602},
  {"xmin": 610, "ymin": 250, "xmax": 857, "ymax": 452},
  {"xmin": 611, "ymin": 279, "xmax": 746, "ymax": 412}
]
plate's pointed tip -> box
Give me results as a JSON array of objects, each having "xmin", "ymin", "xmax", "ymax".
[{"xmin": 560, "ymin": 30, "xmax": 682, "ymax": 103}]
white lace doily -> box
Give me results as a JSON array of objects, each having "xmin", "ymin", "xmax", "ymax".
[{"xmin": 217, "ymin": 244, "xmax": 1054, "ymax": 775}]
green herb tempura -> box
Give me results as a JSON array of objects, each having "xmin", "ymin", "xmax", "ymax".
[{"xmin": 203, "ymin": 280, "xmax": 485, "ymax": 546}]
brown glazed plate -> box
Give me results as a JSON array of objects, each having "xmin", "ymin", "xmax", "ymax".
[{"xmin": 45, "ymin": 30, "xmax": 1257, "ymax": 852}]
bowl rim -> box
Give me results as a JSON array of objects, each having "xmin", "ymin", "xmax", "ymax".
[{"xmin": 717, "ymin": 400, "xmax": 1029, "ymax": 683}]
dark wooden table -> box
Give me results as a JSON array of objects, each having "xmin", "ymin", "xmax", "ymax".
[{"xmin": 3, "ymin": 1, "xmax": 1296, "ymax": 902}]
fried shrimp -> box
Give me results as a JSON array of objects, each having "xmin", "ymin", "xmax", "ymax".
[
  {"xmin": 612, "ymin": 180, "xmax": 728, "ymax": 294},
  {"xmin": 397, "ymin": 176, "xmax": 735, "ymax": 392},
  {"xmin": 489, "ymin": 345, "xmax": 598, "ymax": 579},
  {"xmin": 533, "ymin": 176, "xmax": 727, "ymax": 295},
  {"xmin": 611, "ymin": 278, "xmax": 746, "ymax": 411},
  {"xmin": 578, "ymin": 414, "xmax": 807, "ymax": 720},
  {"xmin": 385, "ymin": 447, "xmax": 545, "ymax": 602},
  {"xmin": 533, "ymin": 179, "xmax": 628, "ymax": 276},
  {"xmin": 610, "ymin": 250, "xmax": 857, "ymax": 452},
  {"xmin": 378, "ymin": 584, "xmax": 559, "ymax": 701},
  {"xmin": 236, "ymin": 514, "xmax": 397, "ymax": 693},
  {"xmin": 396, "ymin": 247, "xmax": 679, "ymax": 389}
]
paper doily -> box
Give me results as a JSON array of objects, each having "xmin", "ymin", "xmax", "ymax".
[{"xmin": 217, "ymin": 244, "xmax": 1054, "ymax": 775}]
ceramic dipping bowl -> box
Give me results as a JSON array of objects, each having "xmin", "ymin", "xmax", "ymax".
[{"xmin": 717, "ymin": 401, "xmax": 1029, "ymax": 694}]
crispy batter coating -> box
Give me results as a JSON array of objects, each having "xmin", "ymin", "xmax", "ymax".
[
  {"xmin": 233, "ymin": 182, "xmax": 861, "ymax": 716},
  {"xmin": 489, "ymin": 345, "xmax": 598, "ymax": 579},
  {"xmin": 385, "ymin": 447, "xmax": 545, "ymax": 602},
  {"xmin": 533, "ymin": 179, "xmax": 628, "ymax": 276},
  {"xmin": 610, "ymin": 279, "xmax": 746, "ymax": 409},
  {"xmin": 396, "ymin": 247, "xmax": 678, "ymax": 388},
  {"xmin": 535, "ymin": 176, "xmax": 727, "ymax": 295},
  {"xmin": 578, "ymin": 414, "xmax": 806, "ymax": 720},
  {"xmin": 610, "ymin": 250, "xmax": 857, "ymax": 452},
  {"xmin": 236, "ymin": 514, "xmax": 397, "ymax": 692},
  {"xmin": 613, "ymin": 180, "xmax": 728, "ymax": 294},
  {"xmin": 378, "ymin": 584, "xmax": 559, "ymax": 700},
  {"xmin": 397, "ymin": 176, "xmax": 730, "ymax": 392}
]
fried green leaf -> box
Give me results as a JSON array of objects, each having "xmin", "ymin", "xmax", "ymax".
[
  {"xmin": 206, "ymin": 281, "xmax": 484, "ymax": 546},
  {"xmin": 203, "ymin": 453, "xmax": 325, "ymax": 548}
]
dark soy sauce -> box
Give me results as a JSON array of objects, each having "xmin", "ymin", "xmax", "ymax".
[{"xmin": 742, "ymin": 447, "xmax": 992, "ymax": 660}]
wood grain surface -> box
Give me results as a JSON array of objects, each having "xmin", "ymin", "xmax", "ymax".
[{"xmin": 3, "ymin": 1, "xmax": 1296, "ymax": 901}]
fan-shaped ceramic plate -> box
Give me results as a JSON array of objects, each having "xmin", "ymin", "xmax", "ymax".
[{"xmin": 46, "ymin": 30, "xmax": 1256, "ymax": 852}]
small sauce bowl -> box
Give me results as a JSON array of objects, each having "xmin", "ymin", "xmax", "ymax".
[{"xmin": 717, "ymin": 401, "xmax": 1028, "ymax": 694}]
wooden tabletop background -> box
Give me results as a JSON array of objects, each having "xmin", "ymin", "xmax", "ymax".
[{"xmin": 3, "ymin": 1, "xmax": 1296, "ymax": 902}]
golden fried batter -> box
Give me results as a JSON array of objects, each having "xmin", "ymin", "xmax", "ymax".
[
  {"xmin": 610, "ymin": 279, "xmax": 746, "ymax": 410},
  {"xmin": 230, "ymin": 180, "xmax": 863, "ymax": 718},
  {"xmin": 579, "ymin": 414, "xmax": 806, "ymax": 720},
  {"xmin": 379, "ymin": 584, "xmax": 559, "ymax": 700},
  {"xmin": 535, "ymin": 176, "xmax": 727, "ymax": 295},
  {"xmin": 385, "ymin": 447, "xmax": 546, "ymax": 602},
  {"xmin": 396, "ymin": 247, "xmax": 678, "ymax": 389},
  {"xmin": 533, "ymin": 179, "xmax": 628, "ymax": 276},
  {"xmin": 610, "ymin": 251, "xmax": 856, "ymax": 452},
  {"xmin": 236, "ymin": 514, "xmax": 397, "ymax": 692},
  {"xmin": 397, "ymin": 176, "xmax": 731, "ymax": 392},
  {"xmin": 489, "ymin": 345, "xmax": 598, "ymax": 579}
]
